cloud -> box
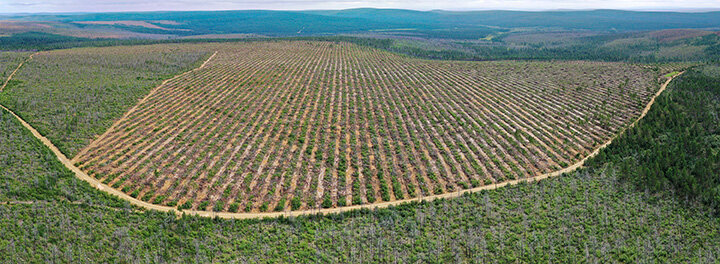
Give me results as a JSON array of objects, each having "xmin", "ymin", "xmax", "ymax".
[{"xmin": 1, "ymin": 0, "xmax": 718, "ymax": 13}]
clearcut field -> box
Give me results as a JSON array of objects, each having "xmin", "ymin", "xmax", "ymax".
[{"xmin": 71, "ymin": 41, "xmax": 662, "ymax": 212}]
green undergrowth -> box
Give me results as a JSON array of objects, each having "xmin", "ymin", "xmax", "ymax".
[
  {"xmin": 0, "ymin": 52, "xmax": 30, "ymax": 87},
  {"xmin": 0, "ymin": 108, "xmax": 128, "ymax": 208},
  {"xmin": 663, "ymin": 71, "xmax": 680, "ymax": 78},
  {"xmin": 1, "ymin": 167, "xmax": 718, "ymax": 263}
]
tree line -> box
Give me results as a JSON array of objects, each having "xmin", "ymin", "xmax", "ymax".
[{"xmin": 588, "ymin": 65, "xmax": 720, "ymax": 212}]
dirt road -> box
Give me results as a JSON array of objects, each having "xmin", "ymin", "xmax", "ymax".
[
  {"xmin": 0, "ymin": 51, "xmax": 683, "ymax": 219},
  {"xmin": 0, "ymin": 52, "xmax": 39, "ymax": 92}
]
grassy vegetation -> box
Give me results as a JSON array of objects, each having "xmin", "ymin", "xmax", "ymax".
[
  {"xmin": 663, "ymin": 71, "xmax": 681, "ymax": 78},
  {"xmin": 72, "ymin": 41, "xmax": 663, "ymax": 212},
  {"xmin": 0, "ymin": 44, "xmax": 213, "ymax": 156}
]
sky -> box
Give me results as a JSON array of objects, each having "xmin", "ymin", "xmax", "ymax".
[{"xmin": 1, "ymin": 0, "xmax": 720, "ymax": 13}]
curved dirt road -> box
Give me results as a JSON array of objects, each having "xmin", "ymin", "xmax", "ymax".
[
  {"xmin": 0, "ymin": 51, "xmax": 219, "ymax": 215},
  {"xmin": 0, "ymin": 51, "xmax": 683, "ymax": 219}
]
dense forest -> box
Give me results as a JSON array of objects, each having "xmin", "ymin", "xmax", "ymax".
[
  {"xmin": 0, "ymin": 32, "xmax": 242, "ymax": 51},
  {"xmin": 3, "ymin": 32, "xmax": 719, "ymax": 64},
  {"xmin": 0, "ymin": 32, "xmax": 395, "ymax": 52},
  {"xmin": 588, "ymin": 65, "xmax": 720, "ymax": 212},
  {"xmin": 387, "ymin": 33, "xmax": 720, "ymax": 63}
]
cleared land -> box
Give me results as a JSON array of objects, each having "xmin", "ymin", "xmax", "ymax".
[
  {"xmin": 72, "ymin": 21, "xmax": 191, "ymax": 31},
  {"xmin": 70, "ymin": 41, "xmax": 662, "ymax": 212}
]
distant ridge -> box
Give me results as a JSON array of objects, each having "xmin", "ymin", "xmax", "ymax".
[{"xmin": 2, "ymin": 8, "xmax": 719, "ymax": 37}]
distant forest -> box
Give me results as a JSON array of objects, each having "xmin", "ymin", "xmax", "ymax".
[
  {"xmin": 1, "ymin": 9, "xmax": 719, "ymax": 62},
  {"xmin": 5, "ymin": 9, "xmax": 720, "ymax": 34},
  {"xmin": 2, "ymin": 32, "xmax": 720, "ymax": 64}
]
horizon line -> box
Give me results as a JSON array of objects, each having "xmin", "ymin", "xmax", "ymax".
[{"xmin": 1, "ymin": 7, "xmax": 720, "ymax": 16}]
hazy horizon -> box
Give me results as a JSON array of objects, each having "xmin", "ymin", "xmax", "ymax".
[{"xmin": 1, "ymin": 0, "xmax": 720, "ymax": 14}]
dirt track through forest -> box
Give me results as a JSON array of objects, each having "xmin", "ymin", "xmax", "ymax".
[
  {"xmin": 0, "ymin": 52, "xmax": 39, "ymax": 92},
  {"xmin": 0, "ymin": 51, "xmax": 683, "ymax": 219}
]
